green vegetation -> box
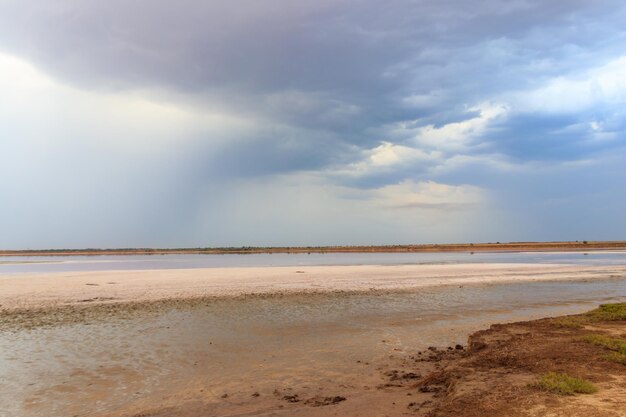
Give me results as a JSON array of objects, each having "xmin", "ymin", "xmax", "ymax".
[
  {"xmin": 586, "ymin": 303, "xmax": 626, "ymax": 321},
  {"xmin": 582, "ymin": 334, "xmax": 626, "ymax": 365},
  {"xmin": 605, "ymin": 352, "xmax": 626, "ymax": 365},
  {"xmin": 532, "ymin": 372, "xmax": 597, "ymax": 395},
  {"xmin": 552, "ymin": 303, "xmax": 626, "ymax": 328},
  {"xmin": 552, "ymin": 316, "xmax": 585, "ymax": 329},
  {"xmin": 583, "ymin": 334, "xmax": 626, "ymax": 352}
]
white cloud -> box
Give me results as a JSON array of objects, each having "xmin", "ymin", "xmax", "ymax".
[
  {"xmin": 509, "ymin": 55, "xmax": 626, "ymax": 114},
  {"xmin": 413, "ymin": 103, "xmax": 508, "ymax": 150},
  {"xmin": 370, "ymin": 180, "xmax": 485, "ymax": 210},
  {"xmin": 388, "ymin": 102, "xmax": 508, "ymax": 153},
  {"xmin": 333, "ymin": 141, "xmax": 442, "ymax": 178}
]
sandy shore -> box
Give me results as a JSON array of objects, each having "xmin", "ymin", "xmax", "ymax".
[{"xmin": 2, "ymin": 263, "xmax": 626, "ymax": 310}]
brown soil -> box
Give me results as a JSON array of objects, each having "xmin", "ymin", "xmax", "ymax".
[
  {"xmin": 102, "ymin": 307, "xmax": 626, "ymax": 417},
  {"xmin": 2, "ymin": 240, "xmax": 626, "ymax": 256},
  {"xmin": 419, "ymin": 318, "xmax": 626, "ymax": 416}
]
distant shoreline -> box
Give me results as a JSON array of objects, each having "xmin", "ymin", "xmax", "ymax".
[{"xmin": 1, "ymin": 240, "xmax": 626, "ymax": 256}]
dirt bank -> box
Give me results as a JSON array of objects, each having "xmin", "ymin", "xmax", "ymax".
[{"xmin": 409, "ymin": 303, "xmax": 626, "ymax": 417}]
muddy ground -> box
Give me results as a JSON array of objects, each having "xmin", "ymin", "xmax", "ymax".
[{"xmin": 105, "ymin": 305, "xmax": 626, "ymax": 417}]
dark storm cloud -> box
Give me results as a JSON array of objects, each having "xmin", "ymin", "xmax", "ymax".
[
  {"xmin": 2, "ymin": 0, "xmax": 626, "ymax": 247},
  {"xmin": 484, "ymin": 114, "xmax": 598, "ymax": 161},
  {"xmin": 1, "ymin": 1, "xmax": 623, "ymax": 134},
  {"xmin": 189, "ymin": 128, "xmax": 352, "ymax": 179}
]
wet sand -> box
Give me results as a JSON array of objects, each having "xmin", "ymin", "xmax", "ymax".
[
  {"xmin": 101, "ymin": 304, "xmax": 626, "ymax": 417},
  {"xmin": 2, "ymin": 263, "xmax": 626, "ymax": 310},
  {"xmin": 1, "ymin": 263, "xmax": 626, "ymax": 417}
]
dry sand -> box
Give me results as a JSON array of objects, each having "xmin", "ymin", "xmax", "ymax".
[{"xmin": 2, "ymin": 263, "xmax": 626, "ymax": 310}]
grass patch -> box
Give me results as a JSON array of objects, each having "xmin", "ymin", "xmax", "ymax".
[
  {"xmin": 582, "ymin": 334, "xmax": 626, "ymax": 365},
  {"xmin": 551, "ymin": 303, "xmax": 626, "ymax": 329},
  {"xmin": 582, "ymin": 334, "xmax": 626, "ymax": 353},
  {"xmin": 605, "ymin": 352, "xmax": 626, "ymax": 365},
  {"xmin": 532, "ymin": 372, "xmax": 597, "ymax": 395},
  {"xmin": 585, "ymin": 303, "xmax": 626, "ymax": 321}
]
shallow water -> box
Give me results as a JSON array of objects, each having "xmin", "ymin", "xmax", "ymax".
[
  {"xmin": 1, "ymin": 278, "xmax": 626, "ymax": 417},
  {"xmin": 2, "ymin": 250, "xmax": 626, "ymax": 275}
]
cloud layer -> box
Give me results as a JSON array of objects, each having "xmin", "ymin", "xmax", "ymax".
[{"xmin": 1, "ymin": 0, "xmax": 625, "ymax": 248}]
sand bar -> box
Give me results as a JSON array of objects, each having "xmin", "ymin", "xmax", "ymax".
[{"xmin": 2, "ymin": 263, "xmax": 626, "ymax": 310}]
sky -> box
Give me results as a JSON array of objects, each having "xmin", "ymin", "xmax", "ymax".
[{"xmin": 1, "ymin": 0, "xmax": 625, "ymax": 249}]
